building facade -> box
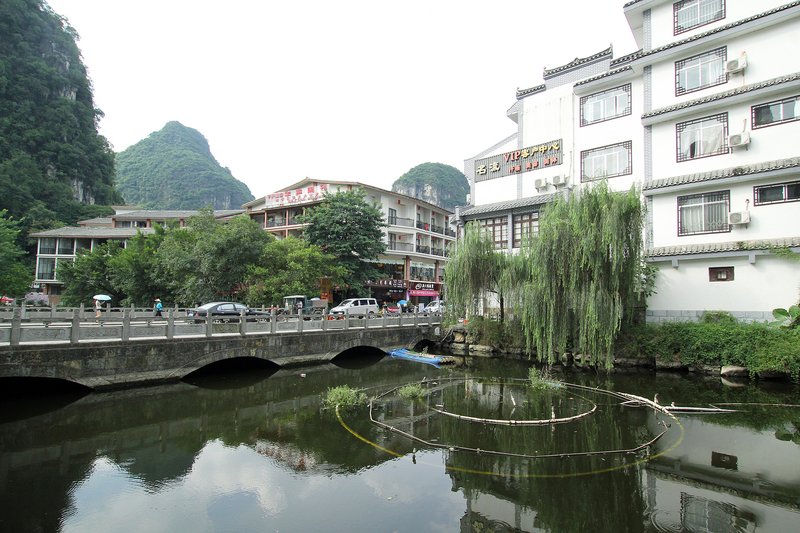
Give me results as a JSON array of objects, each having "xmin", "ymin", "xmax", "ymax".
[
  {"xmin": 460, "ymin": 0, "xmax": 800, "ymax": 322},
  {"xmin": 243, "ymin": 178, "xmax": 456, "ymax": 308},
  {"xmin": 30, "ymin": 208, "xmax": 242, "ymax": 304}
]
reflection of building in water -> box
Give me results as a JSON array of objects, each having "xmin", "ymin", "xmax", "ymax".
[
  {"xmin": 460, "ymin": 487, "xmax": 544, "ymax": 533},
  {"xmin": 646, "ymin": 412, "xmax": 800, "ymax": 531}
]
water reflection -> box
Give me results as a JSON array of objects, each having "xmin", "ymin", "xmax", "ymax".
[{"xmin": 0, "ymin": 356, "xmax": 798, "ymax": 532}]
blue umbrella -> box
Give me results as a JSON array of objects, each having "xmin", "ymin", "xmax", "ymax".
[
  {"xmin": 397, "ymin": 299, "xmax": 408, "ymax": 306},
  {"xmin": 93, "ymin": 294, "xmax": 112, "ymax": 301}
]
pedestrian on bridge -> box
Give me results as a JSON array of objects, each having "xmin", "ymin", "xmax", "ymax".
[
  {"xmin": 154, "ymin": 298, "xmax": 163, "ymax": 318},
  {"xmin": 94, "ymin": 298, "xmax": 102, "ymax": 320}
]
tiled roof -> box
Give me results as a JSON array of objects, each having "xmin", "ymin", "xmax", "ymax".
[
  {"xmin": 647, "ymin": 236, "xmax": 800, "ymax": 257},
  {"xmin": 77, "ymin": 217, "xmax": 113, "ymax": 226},
  {"xmin": 643, "ymin": 157, "xmax": 800, "ymax": 191},
  {"xmin": 516, "ymin": 84, "xmax": 546, "ymax": 100},
  {"xmin": 635, "ymin": 2, "xmax": 800, "ymax": 62},
  {"xmin": 459, "ymin": 192, "xmax": 561, "ymax": 218},
  {"xmin": 610, "ymin": 50, "xmax": 643, "ymax": 67},
  {"xmin": 30, "ymin": 227, "xmax": 155, "ymax": 238},
  {"xmin": 112, "ymin": 209, "xmax": 243, "ymax": 220},
  {"xmin": 543, "ymin": 46, "xmax": 613, "ymax": 79},
  {"xmin": 574, "ymin": 65, "xmax": 634, "ymax": 88},
  {"xmin": 623, "ymin": 0, "xmax": 646, "ymax": 8},
  {"xmin": 643, "ymin": 72, "xmax": 800, "ymax": 119}
]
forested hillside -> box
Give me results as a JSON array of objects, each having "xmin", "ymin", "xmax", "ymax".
[
  {"xmin": 115, "ymin": 121, "xmax": 254, "ymax": 210},
  {"xmin": 392, "ymin": 163, "xmax": 469, "ymax": 211},
  {"xmin": 0, "ymin": 0, "xmax": 122, "ymax": 236}
]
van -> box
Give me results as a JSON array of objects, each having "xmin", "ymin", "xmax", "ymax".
[{"xmin": 329, "ymin": 298, "xmax": 379, "ymax": 317}]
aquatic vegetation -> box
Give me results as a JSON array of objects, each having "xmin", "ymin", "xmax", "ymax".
[
  {"xmin": 323, "ymin": 385, "xmax": 367, "ymax": 410},
  {"xmin": 398, "ymin": 383, "xmax": 426, "ymax": 401}
]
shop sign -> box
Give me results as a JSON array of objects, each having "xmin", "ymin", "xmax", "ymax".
[
  {"xmin": 366, "ymin": 278, "xmax": 407, "ymax": 289},
  {"xmin": 264, "ymin": 184, "xmax": 329, "ymax": 208},
  {"xmin": 412, "ymin": 282, "xmax": 435, "ymax": 291},
  {"xmin": 474, "ymin": 139, "xmax": 562, "ymax": 182},
  {"xmin": 409, "ymin": 289, "xmax": 439, "ymax": 297}
]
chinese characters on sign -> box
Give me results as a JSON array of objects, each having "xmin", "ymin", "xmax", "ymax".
[
  {"xmin": 265, "ymin": 184, "xmax": 329, "ymax": 207},
  {"xmin": 474, "ymin": 139, "xmax": 563, "ymax": 182}
]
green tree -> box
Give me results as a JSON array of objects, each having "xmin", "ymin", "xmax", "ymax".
[
  {"xmin": 520, "ymin": 182, "xmax": 645, "ymax": 367},
  {"xmin": 156, "ymin": 211, "xmax": 273, "ymax": 305},
  {"xmin": 243, "ymin": 237, "xmax": 347, "ymax": 306},
  {"xmin": 107, "ymin": 227, "xmax": 169, "ymax": 306},
  {"xmin": 58, "ymin": 242, "xmax": 124, "ymax": 306},
  {"xmin": 0, "ymin": 210, "xmax": 33, "ymax": 296},
  {"xmin": 300, "ymin": 190, "xmax": 386, "ymax": 296},
  {"xmin": 444, "ymin": 223, "xmax": 509, "ymax": 321}
]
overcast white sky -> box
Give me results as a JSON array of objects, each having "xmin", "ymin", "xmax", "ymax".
[{"xmin": 45, "ymin": 0, "xmax": 638, "ymax": 199}]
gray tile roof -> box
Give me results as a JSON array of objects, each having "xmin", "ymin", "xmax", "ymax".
[
  {"xmin": 635, "ymin": 2, "xmax": 800, "ymax": 62},
  {"xmin": 30, "ymin": 227, "xmax": 155, "ymax": 238},
  {"xmin": 543, "ymin": 46, "xmax": 613, "ymax": 79},
  {"xmin": 77, "ymin": 217, "xmax": 113, "ymax": 226},
  {"xmin": 112, "ymin": 209, "xmax": 243, "ymax": 220},
  {"xmin": 459, "ymin": 192, "xmax": 562, "ymax": 218},
  {"xmin": 643, "ymin": 72, "xmax": 800, "ymax": 119},
  {"xmin": 647, "ymin": 236, "xmax": 800, "ymax": 257},
  {"xmin": 574, "ymin": 65, "xmax": 634, "ymax": 88},
  {"xmin": 643, "ymin": 157, "xmax": 800, "ymax": 192},
  {"xmin": 516, "ymin": 84, "xmax": 546, "ymax": 100}
]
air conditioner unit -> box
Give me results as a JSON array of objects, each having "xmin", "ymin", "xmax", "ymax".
[
  {"xmin": 534, "ymin": 177, "xmax": 548, "ymax": 189},
  {"xmin": 728, "ymin": 131, "xmax": 750, "ymax": 148},
  {"xmin": 728, "ymin": 211, "xmax": 750, "ymax": 225},
  {"xmin": 551, "ymin": 174, "xmax": 568, "ymax": 186},
  {"xmin": 724, "ymin": 54, "xmax": 747, "ymax": 74}
]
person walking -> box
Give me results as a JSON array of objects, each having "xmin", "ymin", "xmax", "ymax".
[
  {"xmin": 94, "ymin": 298, "xmax": 102, "ymax": 320},
  {"xmin": 154, "ymin": 298, "xmax": 163, "ymax": 318}
]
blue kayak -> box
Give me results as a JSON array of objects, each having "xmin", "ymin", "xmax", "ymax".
[{"xmin": 389, "ymin": 348, "xmax": 444, "ymax": 368}]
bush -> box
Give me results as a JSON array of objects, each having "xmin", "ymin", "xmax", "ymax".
[
  {"xmin": 322, "ymin": 385, "xmax": 367, "ymax": 410},
  {"xmin": 465, "ymin": 316, "xmax": 525, "ymax": 351},
  {"xmin": 398, "ymin": 383, "xmax": 425, "ymax": 401}
]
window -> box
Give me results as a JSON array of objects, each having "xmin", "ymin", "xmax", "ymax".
[
  {"xmin": 39, "ymin": 238, "xmax": 56, "ymax": 254},
  {"xmin": 678, "ymin": 191, "xmax": 730, "ymax": 235},
  {"xmin": 37, "ymin": 257, "xmax": 56, "ymax": 280},
  {"xmin": 580, "ymin": 84, "xmax": 632, "ymax": 126},
  {"xmin": 581, "ymin": 141, "xmax": 632, "ymax": 182},
  {"xmin": 752, "ymin": 95, "xmax": 800, "ymax": 129},
  {"xmin": 388, "ymin": 208, "xmax": 397, "ymax": 225},
  {"xmin": 57, "ymin": 238, "xmax": 74, "ymax": 255},
  {"xmin": 677, "ymin": 113, "xmax": 728, "ymax": 162},
  {"xmin": 513, "ymin": 213, "xmax": 539, "ymax": 248},
  {"xmin": 754, "ymin": 180, "xmax": 800, "ymax": 205},
  {"xmin": 478, "ymin": 217, "xmax": 508, "ymax": 250},
  {"xmin": 709, "ymin": 267, "xmax": 734, "ymax": 282},
  {"xmin": 675, "ymin": 48, "xmax": 727, "ymax": 95},
  {"xmin": 674, "ymin": 0, "xmax": 725, "ymax": 34}
]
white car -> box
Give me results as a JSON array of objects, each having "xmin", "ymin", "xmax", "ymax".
[
  {"xmin": 425, "ymin": 301, "xmax": 445, "ymax": 314},
  {"xmin": 329, "ymin": 298, "xmax": 379, "ymax": 317}
]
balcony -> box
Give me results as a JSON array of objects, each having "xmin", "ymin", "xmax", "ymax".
[
  {"xmin": 415, "ymin": 245, "xmax": 431, "ymax": 254},
  {"xmin": 416, "ymin": 221, "xmax": 431, "ymax": 231},
  {"xmin": 267, "ymin": 219, "xmax": 286, "ymax": 227},
  {"xmin": 387, "ymin": 241, "xmax": 414, "ymax": 253},
  {"xmin": 388, "ymin": 216, "xmax": 415, "ymax": 228},
  {"xmin": 431, "ymin": 247, "xmax": 445, "ymax": 257}
]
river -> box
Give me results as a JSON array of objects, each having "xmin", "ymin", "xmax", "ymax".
[{"xmin": 1, "ymin": 352, "xmax": 798, "ymax": 532}]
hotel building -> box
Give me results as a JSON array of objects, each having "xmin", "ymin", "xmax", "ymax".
[{"xmin": 460, "ymin": 0, "xmax": 800, "ymax": 322}]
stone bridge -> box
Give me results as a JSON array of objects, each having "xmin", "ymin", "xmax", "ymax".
[{"xmin": 0, "ymin": 325, "xmax": 443, "ymax": 391}]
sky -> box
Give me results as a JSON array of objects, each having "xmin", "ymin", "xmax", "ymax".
[{"xmin": 45, "ymin": 0, "xmax": 638, "ymax": 199}]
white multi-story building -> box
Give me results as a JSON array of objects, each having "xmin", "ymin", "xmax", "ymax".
[
  {"xmin": 460, "ymin": 0, "xmax": 800, "ymax": 323},
  {"xmin": 243, "ymin": 178, "xmax": 456, "ymax": 307}
]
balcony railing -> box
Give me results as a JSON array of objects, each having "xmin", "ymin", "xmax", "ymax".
[
  {"xmin": 387, "ymin": 241, "xmax": 414, "ymax": 252},
  {"xmin": 266, "ymin": 219, "xmax": 285, "ymax": 227},
  {"xmin": 388, "ymin": 216, "xmax": 415, "ymax": 228},
  {"xmin": 416, "ymin": 245, "xmax": 431, "ymax": 254}
]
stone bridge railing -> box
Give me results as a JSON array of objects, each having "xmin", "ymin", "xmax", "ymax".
[{"xmin": 0, "ymin": 310, "xmax": 445, "ymax": 391}]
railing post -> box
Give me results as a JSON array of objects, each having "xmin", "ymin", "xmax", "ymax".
[
  {"xmin": 70, "ymin": 308, "xmax": 80, "ymax": 344},
  {"xmin": 344, "ymin": 310, "xmax": 350, "ymax": 330},
  {"xmin": 167, "ymin": 309, "xmax": 175, "ymax": 339},
  {"xmin": 79, "ymin": 303, "xmax": 85, "ymax": 321},
  {"xmin": 297, "ymin": 309, "xmax": 304, "ymax": 333},
  {"xmin": 239, "ymin": 310, "xmax": 247, "ymax": 337},
  {"xmin": 322, "ymin": 309, "xmax": 328, "ymax": 331},
  {"xmin": 122, "ymin": 307, "xmax": 131, "ymax": 341},
  {"xmin": 10, "ymin": 308, "xmax": 21, "ymax": 346},
  {"xmin": 270, "ymin": 308, "xmax": 276, "ymax": 334},
  {"xmin": 205, "ymin": 312, "xmax": 213, "ymax": 338},
  {"xmin": 414, "ymin": 308, "xmax": 419, "ymax": 327},
  {"xmin": 20, "ymin": 301, "xmax": 27, "ymax": 320}
]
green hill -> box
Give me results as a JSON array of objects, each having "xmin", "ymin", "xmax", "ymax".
[
  {"xmin": 0, "ymin": 0, "xmax": 122, "ymax": 234},
  {"xmin": 115, "ymin": 121, "xmax": 254, "ymax": 209},
  {"xmin": 392, "ymin": 163, "xmax": 469, "ymax": 211}
]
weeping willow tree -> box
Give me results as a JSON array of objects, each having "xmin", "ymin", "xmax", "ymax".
[
  {"xmin": 444, "ymin": 223, "xmax": 508, "ymax": 320},
  {"xmin": 521, "ymin": 182, "xmax": 645, "ymax": 368}
]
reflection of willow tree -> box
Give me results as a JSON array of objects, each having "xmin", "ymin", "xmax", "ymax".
[{"xmin": 440, "ymin": 395, "xmax": 648, "ymax": 532}]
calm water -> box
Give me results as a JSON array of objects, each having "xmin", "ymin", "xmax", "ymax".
[{"xmin": 1, "ymin": 353, "xmax": 799, "ymax": 532}]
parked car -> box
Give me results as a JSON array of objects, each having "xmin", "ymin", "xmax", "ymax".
[
  {"xmin": 187, "ymin": 302, "xmax": 270, "ymax": 323},
  {"xmin": 329, "ymin": 298, "xmax": 379, "ymax": 318},
  {"xmin": 425, "ymin": 300, "xmax": 446, "ymax": 314}
]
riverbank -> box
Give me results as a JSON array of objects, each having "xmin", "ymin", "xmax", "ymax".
[{"xmin": 440, "ymin": 316, "xmax": 800, "ymax": 382}]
